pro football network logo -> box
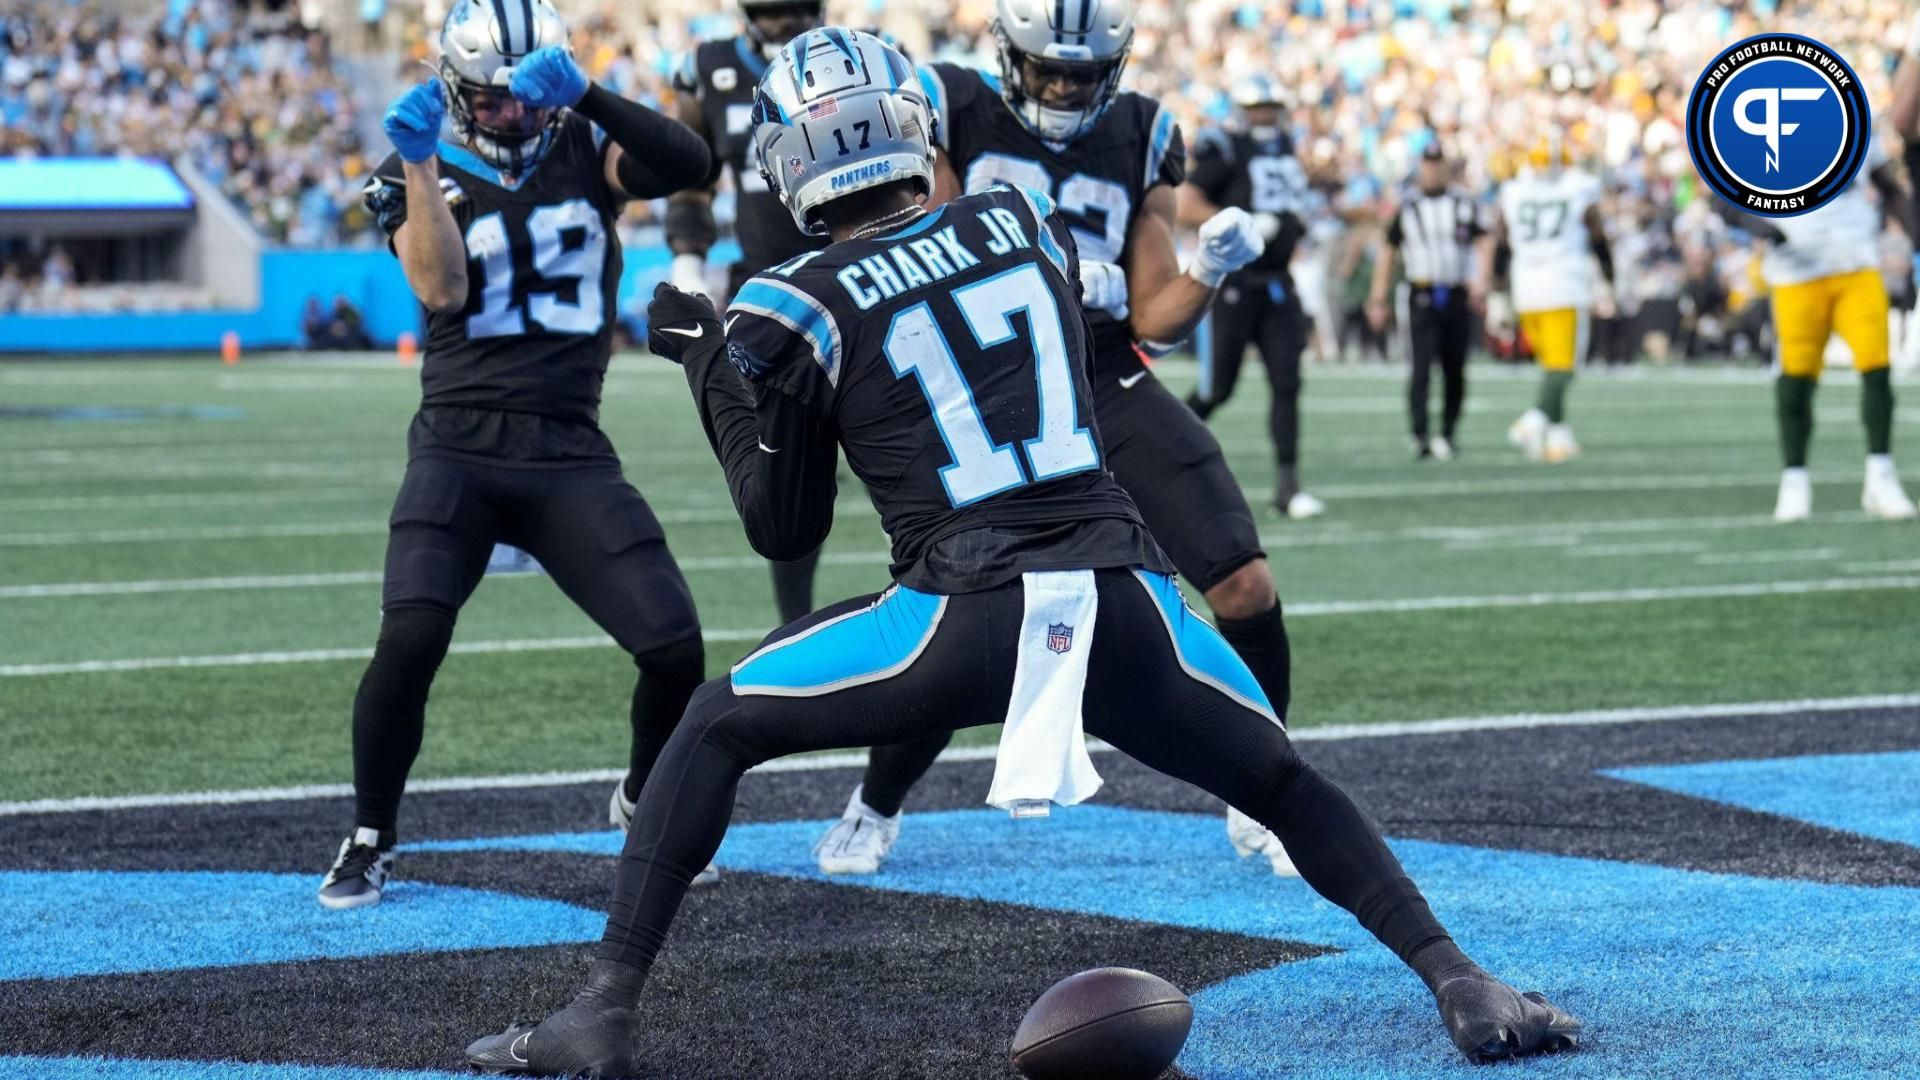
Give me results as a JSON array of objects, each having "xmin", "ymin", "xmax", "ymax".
[{"xmin": 1686, "ymin": 33, "xmax": 1870, "ymax": 217}]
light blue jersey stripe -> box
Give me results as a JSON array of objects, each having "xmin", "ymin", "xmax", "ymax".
[
  {"xmin": 1145, "ymin": 106, "xmax": 1176, "ymax": 188},
  {"xmin": 917, "ymin": 67, "xmax": 948, "ymax": 147},
  {"xmin": 730, "ymin": 278, "xmax": 841, "ymax": 382},
  {"xmin": 1132, "ymin": 570, "xmax": 1278, "ymax": 725},
  {"xmin": 1014, "ymin": 186, "xmax": 1070, "ymax": 281},
  {"xmin": 732, "ymin": 587, "xmax": 948, "ymax": 696}
]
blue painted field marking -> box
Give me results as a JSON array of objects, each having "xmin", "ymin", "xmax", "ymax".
[
  {"xmin": 433, "ymin": 798, "xmax": 1920, "ymax": 1079},
  {"xmin": 0, "ymin": 872, "xmax": 603, "ymax": 981},
  {"xmin": 1604, "ymin": 750, "xmax": 1920, "ymax": 849}
]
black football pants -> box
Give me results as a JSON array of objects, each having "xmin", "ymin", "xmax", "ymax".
[
  {"xmin": 1188, "ymin": 273, "xmax": 1308, "ymax": 470},
  {"xmin": 1400, "ymin": 283, "xmax": 1472, "ymax": 443},
  {"xmin": 598, "ymin": 568, "xmax": 1448, "ymax": 985},
  {"xmin": 351, "ymin": 456, "xmax": 704, "ymax": 833}
]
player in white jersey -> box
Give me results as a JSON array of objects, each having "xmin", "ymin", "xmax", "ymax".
[
  {"xmin": 1728, "ymin": 135, "xmax": 1917, "ymax": 521},
  {"xmin": 1481, "ymin": 136, "xmax": 1611, "ymax": 463}
]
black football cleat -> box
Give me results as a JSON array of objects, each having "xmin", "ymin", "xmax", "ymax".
[
  {"xmin": 467, "ymin": 960, "xmax": 651, "ymax": 1077},
  {"xmin": 1433, "ymin": 968, "xmax": 1581, "ymax": 1063},
  {"xmin": 465, "ymin": 1004, "xmax": 645, "ymax": 1078}
]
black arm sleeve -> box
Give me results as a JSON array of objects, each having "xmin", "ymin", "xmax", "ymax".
[
  {"xmin": 679, "ymin": 336, "xmax": 839, "ymax": 561},
  {"xmin": 574, "ymin": 84, "xmax": 713, "ymax": 198},
  {"xmin": 1869, "ymin": 162, "xmax": 1919, "ymax": 240}
]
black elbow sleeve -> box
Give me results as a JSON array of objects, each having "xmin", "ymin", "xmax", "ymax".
[{"xmin": 666, "ymin": 196, "xmax": 719, "ymax": 252}]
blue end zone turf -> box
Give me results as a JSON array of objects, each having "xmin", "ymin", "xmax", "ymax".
[
  {"xmin": 1603, "ymin": 750, "xmax": 1920, "ymax": 848},
  {"xmin": 0, "ymin": 1059, "xmax": 471, "ymax": 1080},
  {"xmin": 0, "ymin": 872, "xmax": 603, "ymax": 981},
  {"xmin": 439, "ymin": 797, "xmax": 1920, "ymax": 1078}
]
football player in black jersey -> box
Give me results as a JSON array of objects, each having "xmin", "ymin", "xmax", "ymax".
[
  {"xmin": 464, "ymin": 32, "xmax": 1580, "ymax": 1075},
  {"xmin": 810, "ymin": 0, "xmax": 1299, "ymax": 880},
  {"xmin": 666, "ymin": 0, "xmax": 833, "ymax": 627},
  {"xmin": 1182, "ymin": 75, "xmax": 1325, "ymax": 520},
  {"xmin": 319, "ymin": 0, "xmax": 715, "ymax": 909}
]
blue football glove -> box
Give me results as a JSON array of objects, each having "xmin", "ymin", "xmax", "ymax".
[
  {"xmin": 510, "ymin": 46, "xmax": 589, "ymax": 110},
  {"xmin": 383, "ymin": 80, "xmax": 446, "ymax": 164}
]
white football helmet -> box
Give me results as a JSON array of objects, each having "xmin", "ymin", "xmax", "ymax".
[
  {"xmin": 750, "ymin": 28, "xmax": 936, "ymax": 236},
  {"xmin": 992, "ymin": 0, "xmax": 1134, "ymax": 145},
  {"xmin": 437, "ymin": 0, "xmax": 569, "ymax": 174}
]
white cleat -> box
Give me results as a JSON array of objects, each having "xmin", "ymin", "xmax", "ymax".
[
  {"xmin": 1430, "ymin": 435, "xmax": 1456, "ymax": 462},
  {"xmin": 1507, "ymin": 408, "xmax": 1547, "ymax": 459},
  {"xmin": 1542, "ymin": 424, "xmax": 1580, "ymax": 464},
  {"xmin": 1285, "ymin": 491, "xmax": 1326, "ymax": 520},
  {"xmin": 1862, "ymin": 457, "xmax": 1918, "ymax": 520},
  {"xmin": 813, "ymin": 784, "xmax": 901, "ymax": 876},
  {"xmin": 1773, "ymin": 467, "xmax": 1813, "ymax": 523},
  {"xmin": 1226, "ymin": 806, "xmax": 1299, "ymax": 877},
  {"xmin": 611, "ymin": 774, "xmax": 719, "ymax": 887}
]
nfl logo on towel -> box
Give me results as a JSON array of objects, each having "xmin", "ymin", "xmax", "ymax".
[{"xmin": 1046, "ymin": 623, "xmax": 1074, "ymax": 654}]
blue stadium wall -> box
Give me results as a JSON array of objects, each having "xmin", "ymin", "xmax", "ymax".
[{"xmin": 0, "ymin": 243, "xmax": 737, "ymax": 354}]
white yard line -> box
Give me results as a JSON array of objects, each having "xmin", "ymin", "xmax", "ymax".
[
  {"xmin": 0, "ymin": 486, "xmax": 383, "ymax": 514},
  {"xmin": 1279, "ymin": 576, "xmax": 1918, "ymax": 616},
  {"xmin": 1841, "ymin": 559, "xmax": 1920, "ymax": 574},
  {"xmin": 1695, "ymin": 548, "xmax": 1841, "ymax": 566},
  {"xmin": 5, "ymin": 576, "xmax": 1913, "ymax": 677},
  {"xmin": 0, "ymin": 521, "xmax": 389, "ymax": 547},
  {"xmin": 3, "ymin": 692, "xmax": 1913, "ymax": 817},
  {"xmin": 1565, "ymin": 541, "xmax": 1711, "ymax": 559}
]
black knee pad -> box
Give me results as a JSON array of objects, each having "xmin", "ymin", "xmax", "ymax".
[
  {"xmin": 358, "ymin": 605, "xmax": 457, "ymax": 713},
  {"xmin": 371, "ymin": 605, "xmax": 456, "ymax": 669},
  {"xmin": 634, "ymin": 634, "xmax": 705, "ymax": 682}
]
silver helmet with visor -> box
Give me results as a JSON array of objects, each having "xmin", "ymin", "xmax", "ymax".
[
  {"xmin": 438, "ymin": 0, "xmax": 569, "ymax": 175},
  {"xmin": 750, "ymin": 28, "xmax": 936, "ymax": 236},
  {"xmin": 992, "ymin": 0, "xmax": 1134, "ymax": 145}
]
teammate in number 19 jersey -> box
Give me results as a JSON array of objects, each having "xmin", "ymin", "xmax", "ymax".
[
  {"xmin": 812, "ymin": 0, "xmax": 1300, "ymax": 881},
  {"xmin": 320, "ymin": 0, "xmax": 713, "ymax": 909},
  {"xmin": 462, "ymin": 30, "xmax": 1581, "ymax": 1075}
]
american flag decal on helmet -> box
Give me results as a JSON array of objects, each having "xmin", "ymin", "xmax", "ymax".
[
  {"xmin": 1046, "ymin": 623, "xmax": 1074, "ymax": 654},
  {"xmin": 806, "ymin": 96, "xmax": 840, "ymax": 119}
]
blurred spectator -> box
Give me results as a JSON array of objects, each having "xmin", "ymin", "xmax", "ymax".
[
  {"xmin": 308, "ymin": 294, "xmax": 375, "ymax": 350},
  {"xmin": 0, "ymin": 1, "xmax": 367, "ymax": 246},
  {"xmin": 9, "ymin": 0, "xmax": 1919, "ymax": 363}
]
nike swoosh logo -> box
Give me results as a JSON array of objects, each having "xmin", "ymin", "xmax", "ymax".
[
  {"xmin": 725, "ymin": 315, "xmax": 742, "ymax": 333},
  {"xmin": 510, "ymin": 1031, "xmax": 531, "ymax": 1064},
  {"xmin": 757, "ymin": 440, "xmax": 780, "ymax": 454},
  {"xmin": 1118, "ymin": 372, "xmax": 1148, "ymax": 389},
  {"xmin": 660, "ymin": 325, "xmax": 704, "ymax": 338}
]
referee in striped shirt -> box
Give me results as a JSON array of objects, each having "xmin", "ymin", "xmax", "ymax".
[{"xmin": 1367, "ymin": 142, "xmax": 1487, "ymax": 460}]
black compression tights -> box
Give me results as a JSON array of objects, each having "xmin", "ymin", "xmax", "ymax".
[{"xmin": 596, "ymin": 576, "xmax": 1456, "ymax": 995}]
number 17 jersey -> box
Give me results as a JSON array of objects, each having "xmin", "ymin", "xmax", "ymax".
[{"xmin": 723, "ymin": 186, "xmax": 1170, "ymax": 593}]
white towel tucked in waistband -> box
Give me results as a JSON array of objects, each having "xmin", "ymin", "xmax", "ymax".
[{"xmin": 985, "ymin": 569, "xmax": 1103, "ymax": 817}]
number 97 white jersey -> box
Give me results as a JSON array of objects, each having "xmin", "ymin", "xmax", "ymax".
[{"xmin": 1497, "ymin": 170, "xmax": 1603, "ymax": 314}]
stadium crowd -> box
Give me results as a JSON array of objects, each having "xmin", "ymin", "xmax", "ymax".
[{"xmin": 5, "ymin": 0, "xmax": 1918, "ymax": 361}]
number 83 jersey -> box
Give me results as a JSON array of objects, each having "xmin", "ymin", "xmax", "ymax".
[
  {"xmin": 916, "ymin": 63, "xmax": 1184, "ymax": 363},
  {"xmin": 364, "ymin": 116, "xmax": 624, "ymax": 427},
  {"xmin": 725, "ymin": 186, "xmax": 1169, "ymax": 593}
]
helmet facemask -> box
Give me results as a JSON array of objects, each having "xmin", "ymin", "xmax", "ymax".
[
  {"xmin": 992, "ymin": 23, "xmax": 1130, "ymax": 145},
  {"xmin": 436, "ymin": 0, "xmax": 569, "ymax": 177},
  {"xmin": 440, "ymin": 63, "xmax": 563, "ymax": 176}
]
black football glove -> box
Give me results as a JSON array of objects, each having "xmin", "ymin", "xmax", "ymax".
[{"xmin": 646, "ymin": 281, "xmax": 721, "ymax": 364}]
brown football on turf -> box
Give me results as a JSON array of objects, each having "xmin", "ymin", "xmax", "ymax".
[{"xmin": 1010, "ymin": 967, "xmax": 1194, "ymax": 1080}]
